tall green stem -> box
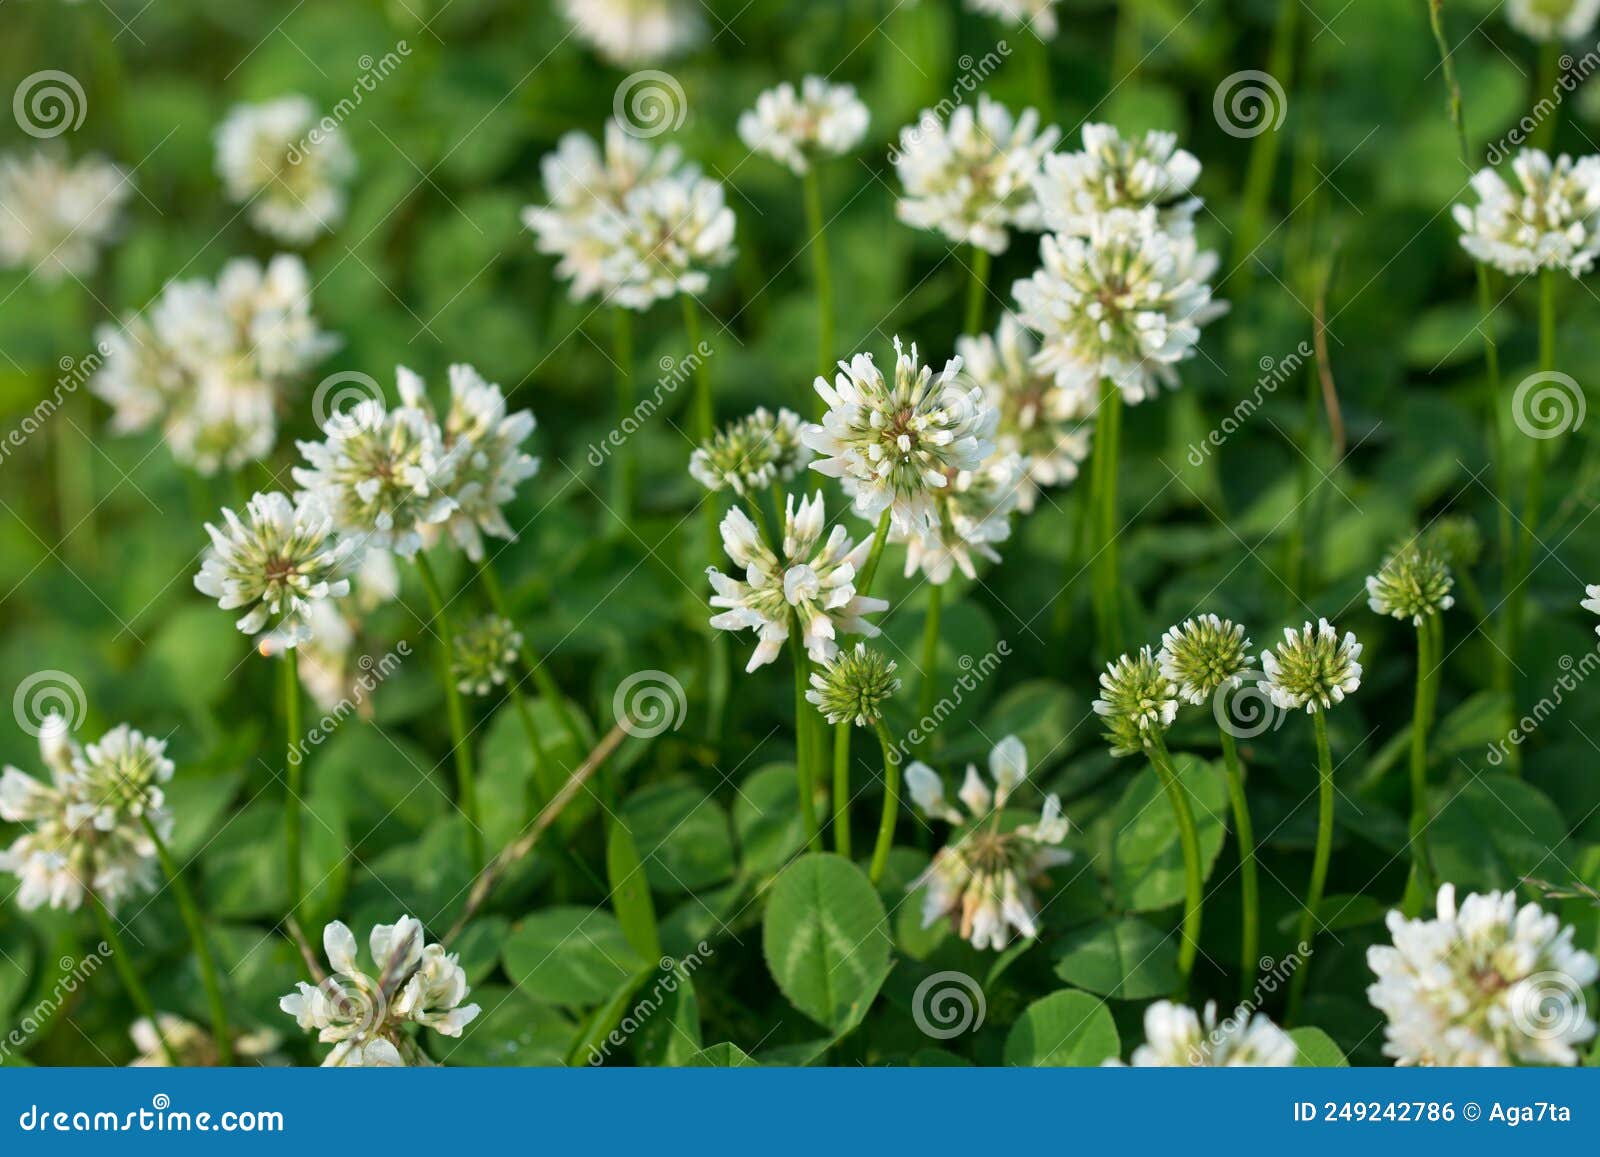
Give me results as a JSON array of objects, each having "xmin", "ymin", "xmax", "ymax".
[
  {"xmin": 682, "ymin": 296, "xmax": 729, "ymax": 739},
  {"xmin": 1089, "ymin": 379, "xmax": 1124, "ymax": 659},
  {"xmin": 91, "ymin": 895, "xmax": 178, "ymax": 1066},
  {"xmin": 1408, "ymin": 618, "xmax": 1437, "ymax": 891},
  {"xmin": 857, "ymin": 510, "xmax": 892, "ymax": 599},
  {"xmin": 832, "ymin": 723, "xmax": 853, "ymax": 859},
  {"xmin": 1218, "ymin": 728, "xmax": 1259, "ymax": 1001},
  {"xmin": 144, "ymin": 818, "xmax": 232, "ymax": 1065},
  {"xmin": 475, "ymin": 558, "xmax": 583, "ymax": 753},
  {"xmin": 791, "ymin": 639, "xmax": 822, "ymax": 852},
  {"xmin": 611, "ymin": 307, "xmax": 636, "ymax": 524},
  {"xmin": 914, "ymin": 585, "xmax": 943, "ymax": 757},
  {"xmin": 1147, "ymin": 734, "xmax": 1203, "ymax": 995},
  {"xmin": 1288, "ymin": 710, "xmax": 1335, "ymax": 1024},
  {"xmin": 1233, "ymin": 0, "xmax": 1300, "ymax": 291},
  {"xmin": 964, "ymin": 246, "xmax": 991, "ymax": 336},
  {"xmin": 802, "ymin": 167, "xmax": 835, "ymax": 402},
  {"xmin": 282, "ymin": 648, "xmax": 303, "ymax": 923},
  {"xmin": 1531, "ymin": 42, "xmax": 1562, "ymax": 151},
  {"xmin": 869, "ymin": 722, "xmax": 900, "ymax": 884},
  {"xmin": 415, "ymin": 553, "xmax": 483, "ymax": 870}
]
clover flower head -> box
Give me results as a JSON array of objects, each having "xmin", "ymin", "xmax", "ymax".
[
  {"xmin": 1506, "ymin": 0, "xmax": 1600, "ymax": 42},
  {"xmin": 955, "ymin": 314, "xmax": 1091, "ymax": 512},
  {"xmin": 893, "ymin": 450, "xmax": 1026, "ymax": 584},
  {"xmin": 1367, "ymin": 547, "xmax": 1455, "ymax": 625},
  {"xmin": 452, "ymin": 615, "xmax": 524, "ymax": 696},
  {"xmin": 1157, "ymin": 615, "xmax": 1252, "ymax": 705},
  {"xmin": 0, "ymin": 147, "xmax": 130, "ymax": 283},
  {"xmin": 1034, "ymin": 123, "xmax": 1202, "ymax": 237},
  {"xmin": 690, "ymin": 406, "xmax": 811, "ymax": 497},
  {"xmin": 738, "ymin": 76, "xmax": 870, "ymax": 175},
  {"xmin": 279, "ymin": 916, "xmax": 480, "ymax": 1067},
  {"xmin": 707, "ymin": 492, "xmax": 888, "ymax": 672},
  {"xmin": 965, "ymin": 0, "xmax": 1062, "ymax": 38},
  {"xmin": 129, "ymin": 1013, "xmax": 285, "ymax": 1068},
  {"xmin": 560, "ymin": 0, "xmax": 704, "ymax": 64},
  {"xmin": 804, "ymin": 337, "xmax": 997, "ymax": 535},
  {"xmin": 293, "ymin": 379, "xmax": 460, "ymax": 559},
  {"xmin": 1583, "ymin": 584, "xmax": 1600, "ymax": 636},
  {"xmin": 0, "ymin": 718, "xmax": 172, "ymax": 912},
  {"xmin": 1092, "ymin": 647, "xmax": 1180, "ymax": 756},
  {"xmin": 597, "ymin": 170, "xmax": 737, "ymax": 310},
  {"xmin": 194, "ymin": 490, "xmax": 355, "ymax": 650},
  {"xmin": 1111, "ymin": 1001, "xmax": 1297, "ymax": 1067},
  {"xmin": 1259, "ymin": 619, "xmax": 1363, "ymax": 713},
  {"xmin": 906, "ymin": 737, "xmax": 1072, "ymax": 951},
  {"xmin": 215, "ymin": 96, "xmax": 355, "ymax": 245},
  {"xmin": 396, "ymin": 364, "xmax": 539, "ymax": 561},
  {"xmin": 893, "ymin": 94, "xmax": 1061, "ymax": 254},
  {"xmin": 1013, "ymin": 206, "xmax": 1226, "ymax": 406},
  {"xmin": 1453, "ymin": 149, "xmax": 1600, "ymax": 276},
  {"xmin": 806, "ymin": 642, "xmax": 900, "ymax": 726},
  {"xmin": 1367, "ymin": 883, "xmax": 1599, "ymax": 1066}
]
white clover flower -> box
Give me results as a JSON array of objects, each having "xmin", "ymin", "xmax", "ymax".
[
  {"xmin": 806, "ymin": 643, "xmax": 900, "ymax": 726},
  {"xmin": 92, "ymin": 254, "xmax": 337, "ymax": 475},
  {"xmin": 280, "ymin": 916, "xmax": 480, "ymax": 1067},
  {"xmin": 1453, "ymin": 149, "xmax": 1600, "ymax": 277},
  {"xmin": 1506, "ymin": 0, "xmax": 1600, "ymax": 41},
  {"xmin": 0, "ymin": 148, "xmax": 130, "ymax": 283},
  {"xmin": 560, "ymin": 0, "xmax": 704, "ymax": 64},
  {"xmin": 738, "ymin": 76, "xmax": 871, "ymax": 176},
  {"xmin": 292, "ymin": 380, "xmax": 460, "ymax": 560},
  {"xmin": 1157, "ymin": 614, "xmax": 1252, "ymax": 705},
  {"xmin": 0, "ymin": 717, "xmax": 172, "ymax": 912},
  {"xmin": 1013, "ymin": 207, "xmax": 1226, "ymax": 406},
  {"xmin": 707, "ymin": 491, "xmax": 888, "ymax": 672},
  {"xmin": 892, "ymin": 450, "xmax": 1026, "ymax": 584},
  {"xmin": 1259, "ymin": 619, "xmax": 1363, "ymax": 713},
  {"xmin": 804, "ymin": 338, "xmax": 997, "ymax": 535},
  {"xmin": 1092, "ymin": 647, "xmax": 1180, "ymax": 756},
  {"xmin": 597, "ymin": 171, "xmax": 737, "ymax": 309},
  {"xmin": 1367, "ymin": 884, "xmax": 1599, "ymax": 1066},
  {"xmin": 452, "ymin": 614, "xmax": 524, "ymax": 696},
  {"xmin": 893, "ymin": 94, "xmax": 1061, "ymax": 254},
  {"xmin": 1111, "ymin": 1001, "xmax": 1297, "ymax": 1067},
  {"xmin": 129, "ymin": 1013, "xmax": 285, "ymax": 1068},
  {"xmin": 965, "ymin": 0, "xmax": 1062, "ymax": 37},
  {"xmin": 955, "ymin": 314, "xmax": 1091, "ymax": 512},
  {"xmin": 522, "ymin": 122, "xmax": 689, "ymax": 301},
  {"xmin": 1034, "ymin": 123, "xmax": 1202, "ymax": 237},
  {"xmin": 1366, "ymin": 547, "xmax": 1455, "ymax": 625},
  {"xmin": 906, "ymin": 737, "xmax": 1072, "ymax": 951},
  {"xmin": 690, "ymin": 406, "xmax": 811, "ymax": 497},
  {"xmin": 397, "ymin": 364, "xmax": 539, "ymax": 562},
  {"xmin": 215, "ymin": 96, "xmax": 355, "ymax": 245},
  {"xmin": 1583, "ymin": 584, "xmax": 1600, "ymax": 636}
]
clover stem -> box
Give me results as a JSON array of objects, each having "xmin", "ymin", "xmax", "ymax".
[
  {"xmin": 802, "ymin": 166, "xmax": 835, "ymax": 407},
  {"xmin": 611, "ymin": 307, "xmax": 636, "ymax": 525},
  {"xmin": 1089, "ymin": 378, "xmax": 1125, "ymax": 659},
  {"xmin": 869, "ymin": 721, "xmax": 901, "ymax": 884},
  {"xmin": 791, "ymin": 637, "xmax": 822, "ymax": 852},
  {"xmin": 914, "ymin": 584, "xmax": 943, "ymax": 758},
  {"xmin": 856, "ymin": 509, "xmax": 892, "ymax": 599},
  {"xmin": 283, "ymin": 647, "xmax": 303, "ymax": 923},
  {"xmin": 1288, "ymin": 709, "xmax": 1335, "ymax": 1024},
  {"xmin": 91, "ymin": 893, "xmax": 179, "ymax": 1066},
  {"xmin": 475, "ymin": 557, "xmax": 583, "ymax": 755},
  {"xmin": 1408, "ymin": 617, "xmax": 1438, "ymax": 894},
  {"xmin": 682, "ymin": 296, "xmax": 730, "ymax": 740},
  {"xmin": 964, "ymin": 246, "xmax": 991, "ymax": 336},
  {"xmin": 833, "ymin": 722, "xmax": 853, "ymax": 860},
  {"xmin": 1218, "ymin": 727, "xmax": 1260, "ymax": 1002},
  {"xmin": 415, "ymin": 552, "xmax": 483, "ymax": 871},
  {"xmin": 144, "ymin": 817, "xmax": 233, "ymax": 1065}
]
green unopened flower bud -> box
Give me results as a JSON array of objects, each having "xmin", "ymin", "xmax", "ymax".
[
  {"xmin": 806, "ymin": 643, "xmax": 900, "ymax": 727},
  {"xmin": 1260, "ymin": 619, "xmax": 1363, "ymax": 713},
  {"xmin": 1157, "ymin": 615, "xmax": 1252, "ymax": 705},
  {"xmin": 452, "ymin": 615, "xmax": 523, "ymax": 696},
  {"xmin": 1092, "ymin": 647, "xmax": 1178, "ymax": 756},
  {"xmin": 688, "ymin": 407, "xmax": 810, "ymax": 497},
  {"xmin": 1367, "ymin": 548, "xmax": 1455, "ymax": 625}
]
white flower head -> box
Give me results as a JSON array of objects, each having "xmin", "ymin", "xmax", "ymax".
[
  {"xmin": 1506, "ymin": 0, "xmax": 1600, "ymax": 42},
  {"xmin": 892, "ymin": 450, "xmax": 1026, "ymax": 584},
  {"xmin": 0, "ymin": 720, "xmax": 173, "ymax": 912},
  {"xmin": 129, "ymin": 1013, "xmax": 285, "ymax": 1067},
  {"xmin": 1113, "ymin": 1001, "xmax": 1297, "ymax": 1067},
  {"xmin": 706, "ymin": 491, "xmax": 889, "ymax": 672},
  {"xmin": 893, "ymin": 94, "xmax": 1061, "ymax": 254},
  {"xmin": 1034, "ymin": 123, "xmax": 1202, "ymax": 237},
  {"xmin": 690, "ymin": 406, "xmax": 811, "ymax": 497},
  {"xmin": 279, "ymin": 916, "xmax": 480, "ymax": 1067},
  {"xmin": 1259, "ymin": 618, "xmax": 1363, "ymax": 713},
  {"xmin": 955, "ymin": 313, "xmax": 1092, "ymax": 512},
  {"xmin": 0, "ymin": 148, "xmax": 130, "ymax": 283},
  {"xmin": 215, "ymin": 96, "xmax": 356, "ymax": 245},
  {"xmin": 804, "ymin": 338, "xmax": 997, "ymax": 535},
  {"xmin": 194, "ymin": 490, "xmax": 356, "ymax": 651},
  {"xmin": 738, "ymin": 76, "xmax": 870, "ymax": 175},
  {"xmin": 597, "ymin": 170, "xmax": 737, "ymax": 310},
  {"xmin": 965, "ymin": 0, "xmax": 1062, "ymax": 38},
  {"xmin": 397, "ymin": 364, "xmax": 539, "ymax": 561},
  {"xmin": 1367, "ymin": 884, "xmax": 1599, "ymax": 1065},
  {"xmin": 1453, "ymin": 149, "xmax": 1600, "ymax": 277},
  {"xmin": 907, "ymin": 737, "xmax": 1072, "ymax": 951},
  {"xmin": 1583, "ymin": 583, "xmax": 1600, "ymax": 636},
  {"xmin": 1013, "ymin": 207, "xmax": 1226, "ymax": 406},
  {"xmin": 560, "ymin": 0, "xmax": 704, "ymax": 64}
]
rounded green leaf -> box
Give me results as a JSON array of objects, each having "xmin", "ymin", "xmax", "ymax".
[
  {"xmin": 1003, "ymin": 990, "xmax": 1120, "ymax": 1066},
  {"xmin": 1108, "ymin": 754, "xmax": 1228, "ymax": 912},
  {"xmin": 1051, "ymin": 918, "xmax": 1180, "ymax": 1000},
  {"xmin": 502, "ymin": 907, "xmax": 646, "ymax": 1009},
  {"xmin": 762, "ymin": 853, "xmax": 891, "ymax": 1033}
]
